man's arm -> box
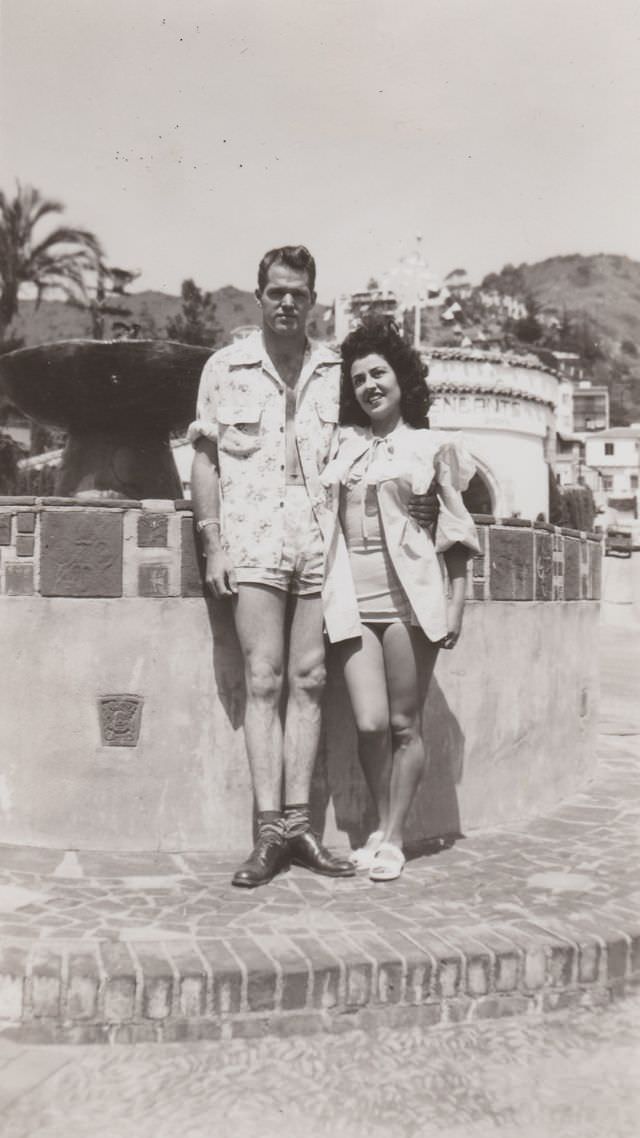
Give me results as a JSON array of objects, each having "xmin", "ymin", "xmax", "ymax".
[
  {"xmin": 191, "ymin": 438, "xmax": 237, "ymax": 598},
  {"xmin": 408, "ymin": 476, "xmax": 440, "ymax": 534}
]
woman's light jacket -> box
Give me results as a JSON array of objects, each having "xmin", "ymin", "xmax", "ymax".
[{"xmin": 317, "ymin": 423, "xmax": 482, "ymax": 644}]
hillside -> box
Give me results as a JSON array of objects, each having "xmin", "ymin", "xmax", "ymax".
[
  {"xmin": 480, "ymin": 254, "xmax": 640, "ymax": 424},
  {"xmin": 2, "ymin": 254, "xmax": 639, "ymax": 424},
  {"xmin": 5, "ymin": 285, "xmax": 330, "ymax": 350}
]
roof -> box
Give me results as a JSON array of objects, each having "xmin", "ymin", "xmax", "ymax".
[{"xmin": 585, "ymin": 427, "xmax": 640, "ymax": 440}]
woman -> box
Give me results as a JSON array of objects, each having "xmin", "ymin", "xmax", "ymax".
[{"xmin": 320, "ymin": 317, "xmax": 481, "ymax": 881}]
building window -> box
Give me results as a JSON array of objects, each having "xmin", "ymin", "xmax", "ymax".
[
  {"xmin": 604, "ymin": 442, "xmax": 614, "ymax": 456},
  {"xmin": 631, "ymin": 475, "xmax": 639, "ymax": 490},
  {"xmin": 602, "ymin": 475, "xmax": 614, "ymax": 491}
]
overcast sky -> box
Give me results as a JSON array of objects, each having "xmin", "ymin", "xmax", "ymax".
[{"xmin": 1, "ymin": 0, "xmax": 639, "ymax": 302}]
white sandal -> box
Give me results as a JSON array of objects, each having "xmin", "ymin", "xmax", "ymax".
[
  {"xmin": 350, "ymin": 830, "xmax": 384, "ymax": 870},
  {"xmin": 369, "ymin": 842, "xmax": 405, "ymax": 882}
]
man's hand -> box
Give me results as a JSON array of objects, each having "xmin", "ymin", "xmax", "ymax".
[
  {"xmin": 204, "ymin": 549, "xmax": 238, "ymax": 599},
  {"xmin": 408, "ymin": 476, "xmax": 440, "ymax": 534}
]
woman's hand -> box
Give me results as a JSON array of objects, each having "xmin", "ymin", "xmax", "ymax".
[
  {"xmin": 441, "ymin": 598, "xmax": 464, "ymax": 650},
  {"xmin": 204, "ymin": 549, "xmax": 238, "ymax": 599}
]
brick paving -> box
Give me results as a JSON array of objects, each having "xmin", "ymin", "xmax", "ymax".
[
  {"xmin": 0, "ymin": 623, "xmax": 638, "ymax": 1043},
  {"xmin": 1, "ymin": 996, "xmax": 638, "ymax": 1137}
]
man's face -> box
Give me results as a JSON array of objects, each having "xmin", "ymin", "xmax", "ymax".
[{"xmin": 256, "ymin": 263, "xmax": 316, "ymax": 339}]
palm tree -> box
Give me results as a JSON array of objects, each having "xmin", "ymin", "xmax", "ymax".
[{"xmin": 0, "ymin": 182, "xmax": 103, "ymax": 340}]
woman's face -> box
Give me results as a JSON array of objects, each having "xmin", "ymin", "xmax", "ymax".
[{"xmin": 350, "ymin": 352, "xmax": 402, "ymax": 431}]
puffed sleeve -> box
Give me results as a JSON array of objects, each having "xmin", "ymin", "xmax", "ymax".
[
  {"xmin": 186, "ymin": 354, "xmax": 221, "ymax": 446},
  {"xmin": 434, "ymin": 435, "xmax": 482, "ymax": 556}
]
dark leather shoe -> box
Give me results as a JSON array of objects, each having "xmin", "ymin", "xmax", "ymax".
[
  {"xmin": 232, "ymin": 833, "xmax": 289, "ymax": 888},
  {"xmin": 288, "ymin": 830, "xmax": 355, "ymax": 877}
]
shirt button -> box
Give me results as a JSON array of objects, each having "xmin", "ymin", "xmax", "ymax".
[
  {"xmin": 280, "ymin": 426, "xmax": 284, "ymax": 433},
  {"xmin": 280, "ymin": 501, "xmax": 284, "ymax": 508}
]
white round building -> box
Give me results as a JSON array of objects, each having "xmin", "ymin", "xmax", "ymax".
[{"xmin": 425, "ymin": 348, "xmax": 559, "ymax": 521}]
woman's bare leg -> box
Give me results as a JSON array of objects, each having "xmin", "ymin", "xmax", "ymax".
[
  {"xmin": 381, "ymin": 623, "xmax": 439, "ymax": 848},
  {"xmin": 335, "ymin": 626, "xmax": 391, "ymax": 833}
]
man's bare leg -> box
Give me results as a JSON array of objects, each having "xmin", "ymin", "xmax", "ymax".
[
  {"xmin": 231, "ymin": 584, "xmax": 289, "ymax": 886},
  {"xmin": 283, "ymin": 592, "xmax": 326, "ymax": 802},
  {"xmin": 283, "ymin": 592, "xmax": 354, "ymax": 876},
  {"xmin": 233, "ymin": 583, "xmax": 287, "ymax": 811}
]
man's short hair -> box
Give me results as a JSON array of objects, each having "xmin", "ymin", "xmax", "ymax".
[{"xmin": 257, "ymin": 246, "xmax": 316, "ymax": 294}]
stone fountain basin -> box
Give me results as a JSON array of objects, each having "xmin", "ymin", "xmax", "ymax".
[{"xmin": 0, "ymin": 339, "xmax": 213, "ymax": 434}]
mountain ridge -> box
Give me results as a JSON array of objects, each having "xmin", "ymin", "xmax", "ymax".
[{"xmin": 3, "ymin": 252, "xmax": 639, "ymax": 424}]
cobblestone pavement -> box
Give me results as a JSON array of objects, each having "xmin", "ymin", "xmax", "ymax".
[
  {"xmin": 0, "ymin": 619, "xmax": 639, "ymax": 1039},
  {"xmin": 1, "ymin": 995, "xmax": 638, "ymax": 1138}
]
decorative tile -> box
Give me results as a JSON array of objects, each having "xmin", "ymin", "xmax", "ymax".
[
  {"xmin": 4, "ymin": 563, "xmax": 34, "ymax": 595},
  {"xmin": 137, "ymin": 515, "xmax": 169, "ymax": 548},
  {"xmin": 98, "ymin": 694, "xmax": 143, "ymax": 747},
  {"xmin": 138, "ymin": 563, "xmax": 170, "ymax": 597},
  {"xmin": 489, "ymin": 528, "xmax": 534, "ymax": 600},
  {"xmin": 40, "ymin": 511, "xmax": 123, "ymax": 597}
]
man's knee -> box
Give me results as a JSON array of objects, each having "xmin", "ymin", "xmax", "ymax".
[
  {"xmin": 245, "ymin": 658, "xmax": 283, "ymax": 704},
  {"xmin": 289, "ymin": 657, "xmax": 327, "ymax": 702}
]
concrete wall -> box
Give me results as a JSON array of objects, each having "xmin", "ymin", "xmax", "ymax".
[{"xmin": 0, "ymin": 498, "xmax": 602, "ymax": 852}]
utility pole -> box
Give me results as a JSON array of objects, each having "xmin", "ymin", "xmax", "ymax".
[{"xmin": 413, "ymin": 235, "xmax": 422, "ymax": 350}]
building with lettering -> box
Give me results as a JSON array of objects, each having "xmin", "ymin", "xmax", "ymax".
[{"xmin": 425, "ymin": 349, "xmax": 559, "ymax": 520}]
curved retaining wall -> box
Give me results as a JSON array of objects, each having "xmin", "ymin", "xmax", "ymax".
[{"xmin": 0, "ymin": 497, "xmax": 602, "ymax": 852}]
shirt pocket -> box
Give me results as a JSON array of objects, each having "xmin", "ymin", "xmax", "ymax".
[
  {"xmin": 217, "ymin": 402, "xmax": 264, "ymax": 456},
  {"xmin": 314, "ymin": 398, "xmax": 339, "ymax": 465}
]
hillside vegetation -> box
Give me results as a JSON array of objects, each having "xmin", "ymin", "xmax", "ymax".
[
  {"xmin": 3, "ymin": 254, "xmax": 639, "ymax": 424},
  {"xmin": 7, "ymin": 285, "xmax": 330, "ymax": 351},
  {"xmin": 480, "ymin": 254, "xmax": 640, "ymax": 424}
]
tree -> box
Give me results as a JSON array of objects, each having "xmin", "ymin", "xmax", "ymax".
[
  {"xmin": 0, "ymin": 182, "xmax": 102, "ymax": 340},
  {"xmin": 0, "ymin": 431, "xmax": 24, "ymax": 495},
  {"xmin": 166, "ymin": 279, "xmax": 220, "ymax": 347},
  {"xmin": 514, "ymin": 294, "xmax": 543, "ymax": 344}
]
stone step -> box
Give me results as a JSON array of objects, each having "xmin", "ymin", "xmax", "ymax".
[{"xmin": 0, "ymin": 733, "xmax": 638, "ymax": 1044}]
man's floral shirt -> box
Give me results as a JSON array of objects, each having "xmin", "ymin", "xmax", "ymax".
[{"xmin": 188, "ymin": 332, "xmax": 340, "ymax": 567}]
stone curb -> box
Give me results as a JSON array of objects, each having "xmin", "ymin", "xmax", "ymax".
[{"xmin": 0, "ymin": 920, "xmax": 638, "ymax": 1046}]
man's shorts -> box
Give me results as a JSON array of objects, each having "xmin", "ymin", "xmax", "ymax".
[{"xmin": 235, "ymin": 486, "xmax": 324, "ymax": 596}]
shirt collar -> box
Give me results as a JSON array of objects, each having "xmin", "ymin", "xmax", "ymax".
[
  {"xmin": 227, "ymin": 331, "xmax": 338, "ymax": 381},
  {"xmin": 357, "ymin": 420, "xmax": 412, "ymax": 445}
]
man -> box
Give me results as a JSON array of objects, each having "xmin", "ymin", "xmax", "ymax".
[
  {"xmin": 190, "ymin": 245, "xmax": 355, "ymax": 887},
  {"xmin": 190, "ymin": 245, "xmax": 437, "ymax": 887}
]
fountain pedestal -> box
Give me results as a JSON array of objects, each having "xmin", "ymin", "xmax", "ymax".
[
  {"xmin": 0, "ymin": 339, "xmax": 212, "ymax": 499},
  {"xmin": 57, "ymin": 431, "xmax": 182, "ymax": 499}
]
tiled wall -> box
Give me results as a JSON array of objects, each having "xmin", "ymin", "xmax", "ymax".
[{"xmin": 0, "ymin": 498, "xmax": 602, "ymax": 602}]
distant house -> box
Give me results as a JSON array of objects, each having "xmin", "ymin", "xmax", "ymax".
[
  {"xmin": 584, "ymin": 426, "xmax": 640, "ymax": 519},
  {"xmin": 444, "ymin": 269, "xmax": 472, "ymax": 300},
  {"xmin": 334, "ymin": 288, "xmax": 399, "ymax": 342},
  {"xmin": 571, "ymin": 381, "xmax": 610, "ymax": 433},
  {"xmin": 477, "ymin": 289, "xmax": 527, "ymax": 322},
  {"xmin": 549, "ymin": 350, "xmax": 584, "ymax": 381}
]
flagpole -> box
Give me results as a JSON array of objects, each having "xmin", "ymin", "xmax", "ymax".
[{"xmin": 413, "ymin": 235, "xmax": 422, "ymax": 349}]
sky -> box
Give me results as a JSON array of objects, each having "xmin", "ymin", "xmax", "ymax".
[{"xmin": 1, "ymin": 0, "xmax": 639, "ymax": 303}]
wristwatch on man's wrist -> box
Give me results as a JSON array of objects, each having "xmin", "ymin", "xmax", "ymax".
[{"xmin": 196, "ymin": 518, "xmax": 221, "ymax": 534}]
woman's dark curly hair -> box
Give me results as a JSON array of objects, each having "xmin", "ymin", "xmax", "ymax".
[{"xmin": 339, "ymin": 316, "xmax": 430, "ymax": 428}]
